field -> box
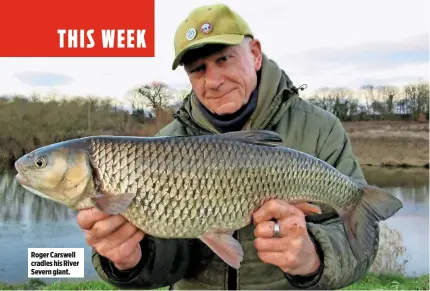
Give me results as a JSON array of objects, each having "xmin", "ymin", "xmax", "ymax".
[{"xmin": 343, "ymin": 120, "xmax": 429, "ymax": 168}]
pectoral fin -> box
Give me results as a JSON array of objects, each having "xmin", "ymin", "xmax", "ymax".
[
  {"xmin": 199, "ymin": 231, "xmax": 244, "ymax": 269},
  {"xmin": 91, "ymin": 191, "xmax": 136, "ymax": 215},
  {"xmin": 292, "ymin": 201, "xmax": 322, "ymax": 215}
]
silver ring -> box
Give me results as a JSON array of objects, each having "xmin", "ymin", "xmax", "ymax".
[{"xmin": 273, "ymin": 221, "xmax": 280, "ymax": 238}]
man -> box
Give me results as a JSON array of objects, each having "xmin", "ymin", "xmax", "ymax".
[{"xmin": 77, "ymin": 4, "xmax": 380, "ymax": 290}]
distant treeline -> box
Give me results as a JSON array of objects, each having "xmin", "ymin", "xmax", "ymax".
[
  {"xmin": 0, "ymin": 80, "xmax": 428, "ymax": 165},
  {"xmin": 126, "ymin": 81, "xmax": 430, "ymax": 122},
  {"xmin": 304, "ymin": 82, "xmax": 429, "ymax": 122},
  {"xmin": 0, "ymin": 95, "xmax": 174, "ymax": 165}
]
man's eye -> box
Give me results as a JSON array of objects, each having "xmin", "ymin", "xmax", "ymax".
[
  {"xmin": 191, "ymin": 65, "xmax": 205, "ymax": 73},
  {"xmin": 217, "ymin": 56, "xmax": 229, "ymax": 63}
]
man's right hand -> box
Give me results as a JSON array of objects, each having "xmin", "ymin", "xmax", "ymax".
[{"xmin": 76, "ymin": 207, "xmax": 145, "ymax": 271}]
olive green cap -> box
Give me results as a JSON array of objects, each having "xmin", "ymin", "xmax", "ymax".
[{"xmin": 172, "ymin": 4, "xmax": 253, "ymax": 70}]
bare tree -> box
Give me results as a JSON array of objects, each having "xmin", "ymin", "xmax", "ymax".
[
  {"xmin": 404, "ymin": 82, "xmax": 429, "ymax": 119},
  {"xmin": 330, "ymin": 87, "xmax": 355, "ymax": 120},
  {"xmin": 132, "ymin": 81, "xmax": 173, "ymax": 111},
  {"xmin": 379, "ymin": 85, "xmax": 399, "ymax": 115},
  {"xmin": 360, "ymin": 84, "xmax": 376, "ymax": 113},
  {"xmin": 307, "ymin": 87, "xmax": 337, "ymax": 114}
]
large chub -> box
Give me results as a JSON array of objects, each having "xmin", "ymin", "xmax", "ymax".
[{"xmin": 339, "ymin": 184, "xmax": 403, "ymax": 261}]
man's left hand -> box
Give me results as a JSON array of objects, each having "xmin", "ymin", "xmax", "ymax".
[{"xmin": 253, "ymin": 199, "xmax": 321, "ymax": 276}]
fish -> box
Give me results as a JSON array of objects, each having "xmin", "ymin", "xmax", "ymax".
[{"xmin": 14, "ymin": 130, "xmax": 403, "ymax": 269}]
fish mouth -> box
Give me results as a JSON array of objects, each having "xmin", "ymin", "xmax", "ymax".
[
  {"xmin": 14, "ymin": 159, "xmax": 28, "ymax": 186},
  {"xmin": 14, "ymin": 159, "xmax": 21, "ymax": 172},
  {"xmin": 16, "ymin": 172, "xmax": 30, "ymax": 186}
]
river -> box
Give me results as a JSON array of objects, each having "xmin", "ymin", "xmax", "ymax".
[{"xmin": 0, "ymin": 166, "xmax": 428, "ymax": 284}]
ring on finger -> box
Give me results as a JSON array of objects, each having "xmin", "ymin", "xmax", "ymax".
[{"xmin": 273, "ymin": 220, "xmax": 281, "ymax": 238}]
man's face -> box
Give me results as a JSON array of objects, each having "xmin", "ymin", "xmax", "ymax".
[{"xmin": 184, "ymin": 38, "xmax": 262, "ymax": 115}]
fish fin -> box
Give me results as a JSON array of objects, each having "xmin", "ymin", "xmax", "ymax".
[
  {"xmin": 217, "ymin": 130, "xmax": 284, "ymax": 147},
  {"xmin": 91, "ymin": 191, "xmax": 136, "ymax": 215},
  {"xmin": 339, "ymin": 184, "xmax": 403, "ymax": 262},
  {"xmin": 199, "ymin": 231, "xmax": 244, "ymax": 269},
  {"xmin": 291, "ymin": 201, "xmax": 322, "ymax": 215}
]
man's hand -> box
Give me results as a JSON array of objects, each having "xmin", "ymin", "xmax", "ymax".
[
  {"xmin": 253, "ymin": 200, "xmax": 321, "ymax": 276},
  {"xmin": 76, "ymin": 207, "xmax": 145, "ymax": 271}
]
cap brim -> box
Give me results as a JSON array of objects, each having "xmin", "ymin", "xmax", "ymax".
[{"xmin": 172, "ymin": 34, "xmax": 245, "ymax": 70}]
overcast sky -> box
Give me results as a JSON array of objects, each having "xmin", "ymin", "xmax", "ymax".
[{"xmin": 0, "ymin": 0, "xmax": 428, "ymax": 106}]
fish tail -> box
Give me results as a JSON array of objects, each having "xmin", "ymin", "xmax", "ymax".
[{"xmin": 339, "ymin": 184, "xmax": 403, "ymax": 261}]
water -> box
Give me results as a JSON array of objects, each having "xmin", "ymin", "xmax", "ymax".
[
  {"xmin": 0, "ymin": 166, "xmax": 428, "ymax": 284},
  {"xmin": 0, "ymin": 171, "xmax": 96, "ymax": 284}
]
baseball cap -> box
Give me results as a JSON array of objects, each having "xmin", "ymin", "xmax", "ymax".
[{"xmin": 172, "ymin": 4, "xmax": 254, "ymax": 70}]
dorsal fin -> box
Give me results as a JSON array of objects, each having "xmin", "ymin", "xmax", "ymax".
[{"xmin": 216, "ymin": 130, "xmax": 284, "ymax": 147}]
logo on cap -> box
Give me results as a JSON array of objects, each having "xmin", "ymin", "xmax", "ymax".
[
  {"xmin": 186, "ymin": 28, "xmax": 196, "ymax": 41},
  {"xmin": 200, "ymin": 23, "xmax": 212, "ymax": 34}
]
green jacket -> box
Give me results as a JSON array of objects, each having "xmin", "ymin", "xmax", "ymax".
[{"xmin": 91, "ymin": 53, "xmax": 379, "ymax": 290}]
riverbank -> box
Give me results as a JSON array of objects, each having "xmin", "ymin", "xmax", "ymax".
[
  {"xmin": 0, "ymin": 120, "xmax": 428, "ymax": 170},
  {"xmin": 344, "ymin": 120, "xmax": 429, "ymax": 168},
  {"xmin": 0, "ymin": 273, "xmax": 428, "ymax": 290}
]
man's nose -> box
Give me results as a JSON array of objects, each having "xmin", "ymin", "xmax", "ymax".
[{"xmin": 204, "ymin": 68, "xmax": 224, "ymax": 90}]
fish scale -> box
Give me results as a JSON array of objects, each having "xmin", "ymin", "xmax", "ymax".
[
  {"xmin": 93, "ymin": 136, "xmax": 337, "ymax": 237},
  {"xmin": 15, "ymin": 129, "xmax": 403, "ymax": 269}
]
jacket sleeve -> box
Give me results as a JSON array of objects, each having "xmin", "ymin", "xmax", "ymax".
[
  {"xmin": 91, "ymin": 235, "xmax": 196, "ymax": 289},
  {"xmin": 284, "ymin": 117, "xmax": 379, "ymax": 289}
]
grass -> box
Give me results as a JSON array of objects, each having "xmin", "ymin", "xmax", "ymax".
[
  {"xmin": 343, "ymin": 273, "xmax": 429, "ymax": 290},
  {"xmin": 0, "ymin": 279, "xmax": 117, "ymax": 290},
  {"xmin": 0, "ymin": 273, "xmax": 428, "ymax": 290}
]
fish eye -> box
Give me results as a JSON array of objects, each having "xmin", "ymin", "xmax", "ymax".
[{"xmin": 34, "ymin": 157, "xmax": 46, "ymax": 168}]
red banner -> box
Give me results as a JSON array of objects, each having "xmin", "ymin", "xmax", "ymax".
[{"xmin": 0, "ymin": 0, "xmax": 155, "ymax": 57}]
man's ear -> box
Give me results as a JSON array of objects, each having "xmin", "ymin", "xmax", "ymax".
[{"xmin": 250, "ymin": 38, "xmax": 262, "ymax": 71}]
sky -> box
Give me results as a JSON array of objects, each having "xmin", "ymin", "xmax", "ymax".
[{"xmin": 0, "ymin": 0, "xmax": 428, "ymax": 107}]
